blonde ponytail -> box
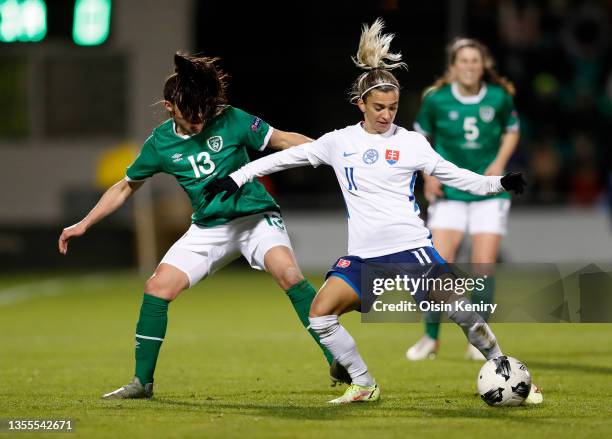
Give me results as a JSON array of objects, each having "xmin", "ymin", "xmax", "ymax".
[{"xmin": 349, "ymin": 19, "xmax": 406, "ymax": 103}]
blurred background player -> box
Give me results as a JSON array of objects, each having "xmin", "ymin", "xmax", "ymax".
[
  {"xmin": 58, "ymin": 52, "xmax": 341, "ymax": 399},
  {"xmin": 407, "ymin": 38, "xmax": 520, "ymax": 361},
  {"xmin": 206, "ymin": 19, "xmax": 535, "ymax": 404}
]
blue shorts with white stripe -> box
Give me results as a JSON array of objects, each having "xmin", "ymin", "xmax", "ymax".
[{"xmin": 326, "ymin": 246, "xmax": 451, "ymax": 309}]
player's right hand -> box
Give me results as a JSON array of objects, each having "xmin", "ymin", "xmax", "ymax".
[
  {"xmin": 205, "ymin": 177, "xmax": 239, "ymax": 202},
  {"xmin": 58, "ymin": 223, "xmax": 86, "ymax": 255},
  {"xmin": 423, "ymin": 175, "xmax": 444, "ymax": 202}
]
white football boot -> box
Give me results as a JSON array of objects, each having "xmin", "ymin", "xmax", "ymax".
[
  {"xmin": 328, "ymin": 383, "xmax": 380, "ymax": 404},
  {"xmin": 102, "ymin": 377, "xmax": 153, "ymax": 399},
  {"xmin": 406, "ymin": 335, "xmax": 439, "ymax": 361},
  {"xmin": 523, "ymin": 383, "xmax": 543, "ymax": 405}
]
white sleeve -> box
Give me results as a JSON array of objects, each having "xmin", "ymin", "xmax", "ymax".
[
  {"xmin": 230, "ymin": 134, "xmax": 334, "ymax": 187},
  {"xmin": 430, "ymin": 157, "xmax": 504, "ymax": 195},
  {"xmin": 411, "ymin": 132, "xmax": 504, "ymax": 195}
]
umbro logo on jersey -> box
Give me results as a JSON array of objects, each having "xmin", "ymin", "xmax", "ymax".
[
  {"xmin": 207, "ymin": 136, "xmax": 223, "ymax": 152},
  {"xmin": 343, "ymin": 152, "xmax": 357, "ymax": 157},
  {"xmin": 171, "ymin": 153, "xmax": 183, "ymax": 162},
  {"xmin": 385, "ymin": 149, "xmax": 400, "ymax": 165},
  {"xmin": 336, "ymin": 259, "xmax": 351, "ymax": 268},
  {"xmin": 448, "ymin": 110, "xmax": 459, "ymax": 120}
]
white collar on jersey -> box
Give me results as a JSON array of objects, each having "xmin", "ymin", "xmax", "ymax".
[
  {"xmin": 358, "ymin": 122, "xmax": 398, "ymax": 138},
  {"xmin": 451, "ymin": 81, "xmax": 488, "ymax": 105},
  {"xmin": 172, "ymin": 120, "xmax": 196, "ymax": 140}
]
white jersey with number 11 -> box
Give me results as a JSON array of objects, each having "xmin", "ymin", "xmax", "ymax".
[{"xmin": 230, "ymin": 123, "xmax": 504, "ymax": 258}]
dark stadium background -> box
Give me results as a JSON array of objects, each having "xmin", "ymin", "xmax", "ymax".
[
  {"xmin": 0, "ymin": 0, "xmax": 610, "ymax": 271},
  {"xmin": 197, "ymin": 0, "xmax": 611, "ymax": 209}
]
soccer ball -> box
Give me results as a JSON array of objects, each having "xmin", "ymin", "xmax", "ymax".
[{"xmin": 477, "ymin": 356, "xmax": 531, "ymax": 406}]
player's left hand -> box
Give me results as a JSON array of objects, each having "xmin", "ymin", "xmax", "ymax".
[
  {"xmin": 205, "ymin": 177, "xmax": 239, "ymax": 202},
  {"xmin": 500, "ymin": 172, "xmax": 526, "ymax": 194}
]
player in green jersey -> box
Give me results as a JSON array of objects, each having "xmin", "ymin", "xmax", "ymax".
[
  {"xmin": 58, "ymin": 53, "xmax": 345, "ymax": 399},
  {"xmin": 407, "ymin": 38, "xmax": 520, "ymax": 361}
]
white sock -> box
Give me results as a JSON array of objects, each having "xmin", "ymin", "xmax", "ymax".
[
  {"xmin": 446, "ymin": 297, "xmax": 503, "ymax": 360},
  {"xmin": 309, "ymin": 315, "xmax": 374, "ymax": 387}
]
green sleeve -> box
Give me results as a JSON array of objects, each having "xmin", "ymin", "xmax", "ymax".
[
  {"xmin": 500, "ymin": 92, "xmax": 520, "ymax": 132},
  {"xmin": 230, "ymin": 107, "xmax": 272, "ymax": 151},
  {"xmin": 414, "ymin": 90, "xmax": 436, "ymax": 136},
  {"xmin": 126, "ymin": 135, "xmax": 162, "ymax": 181}
]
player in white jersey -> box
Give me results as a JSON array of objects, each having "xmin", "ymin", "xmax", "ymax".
[{"xmin": 206, "ymin": 19, "xmax": 541, "ymax": 405}]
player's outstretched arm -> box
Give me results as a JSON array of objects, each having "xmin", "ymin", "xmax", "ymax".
[
  {"xmin": 58, "ymin": 179, "xmax": 143, "ymax": 255},
  {"xmin": 206, "ymin": 133, "xmax": 336, "ymax": 202},
  {"xmin": 268, "ymin": 129, "xmax": 314, "ymax": 150},
  {"xmin": 430, "ymin": 158, "xmax": 525, "ymax": 196},
  {"xmin": 205, "ymin": 143, "xmax": 321, "ymax": 202}
]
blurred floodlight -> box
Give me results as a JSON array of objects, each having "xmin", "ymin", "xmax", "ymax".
[
  {"xmin": 0, "ymin": 0, "xmax": 46, "ymax": 42},
  {"xmin": 72, "ymin": 0, "xmax": 111, "ymax": 46}
]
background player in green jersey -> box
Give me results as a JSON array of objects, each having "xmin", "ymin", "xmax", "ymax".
[
  {"xmin": 407, "ymin": 38, "xmax": 520, "ymax": 361},
  {"xmin": 58, "ymin": 53, "xmax": 342, "ymax": 398}
]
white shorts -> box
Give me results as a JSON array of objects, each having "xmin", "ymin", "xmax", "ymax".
[
  {"xmin": 160, "ymin": 211, "xmax": 292, "ymax": 286},
  {"xmin": 427, "ymin": 198, "xmax": 511, "ymax": 235}
]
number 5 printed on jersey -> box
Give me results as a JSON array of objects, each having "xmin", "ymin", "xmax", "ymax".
[{"xmin": 463, "ymin": 117, "xmax": 479, "ymax": 141}]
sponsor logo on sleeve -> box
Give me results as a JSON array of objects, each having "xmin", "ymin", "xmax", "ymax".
[
  {"xmin": 336, "ymin": 259, "xmax": 351, "ymax": 268},
  {"xmin": 385, "ymin": 149, "xmax": 400, "ymax": 165},
  {"xmin": 251, "ymin": 117, "xmax": 262, "ymax": 132}
]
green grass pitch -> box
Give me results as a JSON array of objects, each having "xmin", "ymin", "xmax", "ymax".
[{"xmin": 1, "ymin": 270, "xmax": 611, "ymax": 438}]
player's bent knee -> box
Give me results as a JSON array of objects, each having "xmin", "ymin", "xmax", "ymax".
[
  {"xmin": 273, "ymin": 265, "xmax": 304, "ymax": 290},
  {"xmin": 144, "ymin": 279, "xmax": 179, "ymax": 301},
  {"xmin": 281, "ymin": 267, "xmax": 304, "ymax": 289},
  {"xmin": 309, "ymin": 299, "xmax": 334, "ymax": 318},
  {"xmin": 144, "ymin": 270, "xmax": 189, "ymax": 302},
  {"xmin": 264, "ymin": 246, "xmax": 304, "ymax": 290}
]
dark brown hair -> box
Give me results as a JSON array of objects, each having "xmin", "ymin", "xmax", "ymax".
[
  {"xmin": 163, "ymin": 53, "xmax": 229, "ymax": 124},
  {"xmin": 428, "ymin": 38, "xmax": 515, "ymax": 96}
]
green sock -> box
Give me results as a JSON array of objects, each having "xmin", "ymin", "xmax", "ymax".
[
  {"xmin": 286, "ymin": 279, "xmax": 334, "ymax": 365},
  {"xmin": 424, "ymin": 312, "xmax": 441, "ymax": 340},
  {"xmin": 134, "ymin": 293, "xmax": 169, "ymax": 384}
]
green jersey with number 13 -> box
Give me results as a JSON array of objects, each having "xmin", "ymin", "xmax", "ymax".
[
  {"xmin": 414, "ymin": 82, "xmax": 519, "ymax": 202},
  {"xmin": 126, "ymin": 106, "xmax": 280, "ymax": 227}
]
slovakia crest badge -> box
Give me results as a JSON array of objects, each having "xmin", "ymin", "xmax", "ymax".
[
  {"xmin": 336, "ymin": 259, "xmax": 351, "ymax": 268},
  {"xmin": 385, "ymin": 149, "xmax": 400, "ymax": 165}
]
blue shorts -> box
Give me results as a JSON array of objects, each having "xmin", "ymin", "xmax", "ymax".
[{"xmin": 326, "ymin": 247, "xmax": 450, "ymax": 310}]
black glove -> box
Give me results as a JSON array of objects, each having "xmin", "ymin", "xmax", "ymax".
[
  {"xmin": 500, "ymin": 172, "xmax": 526, "ymax": 194},
  {"xmin": 205, "ymin": 176, "xmax": 239, "ymax": 202}
]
